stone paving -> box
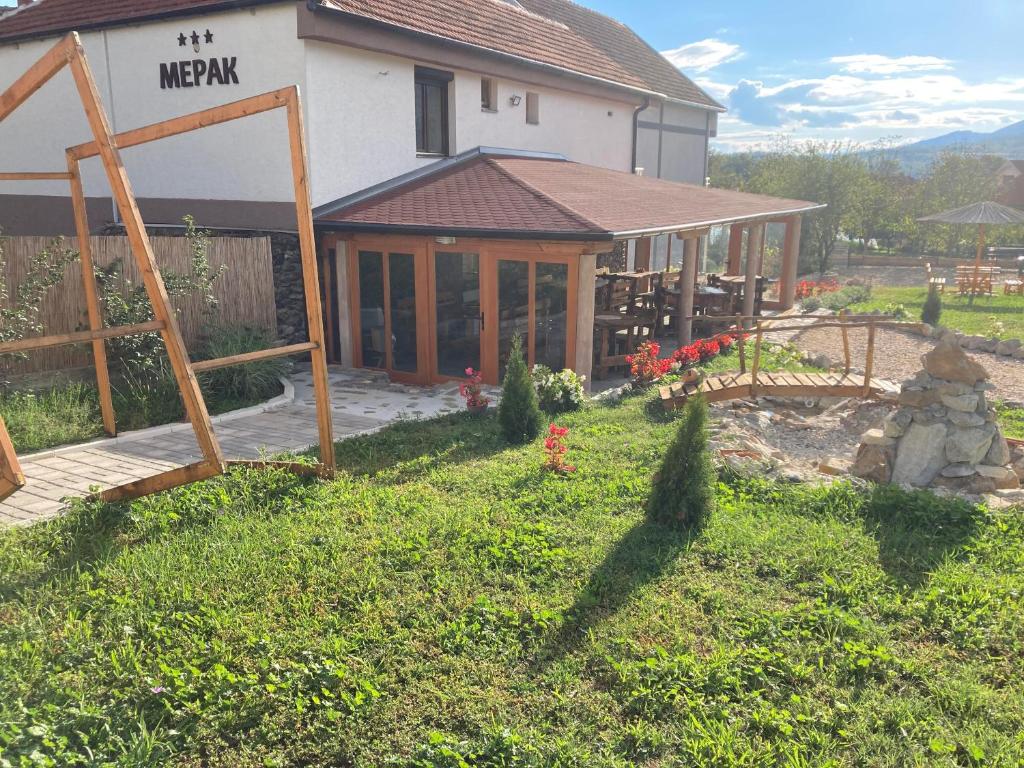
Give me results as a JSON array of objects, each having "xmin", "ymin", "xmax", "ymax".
[{"xmin": 1, "ymin": 366, "xmax": 475, "ymax": 526}]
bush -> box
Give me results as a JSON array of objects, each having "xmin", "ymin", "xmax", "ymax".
[
  {"xmin": 820, "ymin": 284, "xmax": 871, "ymax": 312},
  {"xmin": 648, "ymin": 395, "xmax": 715, "ymax": 528},
  {"xmin": 800, "ymin": 296, "xmax": 822, "ymax": 313},
  {"xmin": 532, "ymin": 365, "xmax": 585, "ymax": 413},
  {"xmin": 921, "ymin": 288, "xmax": 942, "ymax": 326},
  {"xmin": 498, "ymin": 335, "xmax": 541, "ymax": 444},
  {"xmin": 196, "ymin": 325, "xmax": 290, "ymax": 404},
  {"xmin": 882, "ymin": 302, "xmax": 908, "ymax": 320}
]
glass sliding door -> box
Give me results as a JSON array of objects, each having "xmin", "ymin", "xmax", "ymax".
[
  {"xmin": 352, "ymin": 245, "xmax": 425, "ymax": 382},
  {"xmin": 534, "ymin": 262, "xmax": 569, "ymax": 371},
  {"xmin": 433, "ymin": 251, "xmax": 481, "ymax": 378},
  {"xmin": 388, "ymin": 253, "xmax": 418, "ymax": 373},
  {"xmin": 497, "ymin": 259, "xmax": 530, "ymax": 377}
]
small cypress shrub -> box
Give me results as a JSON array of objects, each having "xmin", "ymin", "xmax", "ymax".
[
  {"xmin": 498, "ymin": 334, "xmax": 541, "ymax": 444},
  {"xmin": 648, "ymin": 395, "xmax": 716, "ymax": 528},
  {"xmin": 921, "ymin": 287, "xmax": 942, "ymax": 327}
]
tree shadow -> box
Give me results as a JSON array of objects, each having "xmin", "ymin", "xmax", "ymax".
[
  {"xmin": 858, "ymin": 484, "xmax": 981, "ymax": 589},
  {"xmin": 331, "ymin": 411, "xmax": 507, "ymax": 482},
  {"xmin": 534, "ymin": 516, "xmax": 697, "ymax": 667}
]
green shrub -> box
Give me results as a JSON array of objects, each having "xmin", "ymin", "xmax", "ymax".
[
  {"xmin": 196, "ymin": 325, "xmax": 290, "ymax": 404},
  {"xmin": 531, "ymin": 364, "xmax": 586, "ymax": 413},
  {"xmin": 800, "ymin": 296, "xmax": 822, "ymax": 313},
  {"xmin": 498, "ymin": 334, "xmax": 540, "ymax": 444},
  {"xmin": 921, "ymin": 287, "xmax": 942, "ymax": 326},
  {"xmin": 820, "ymin": 284, "xmax": 871, "ymax": 312},
  {"xmin": 648, "ymin": 395, "xmax": 715, "ymax": 528},
  {"xmin": 882, "ymin": 302, "xmax": 908, "ymax": 320}
]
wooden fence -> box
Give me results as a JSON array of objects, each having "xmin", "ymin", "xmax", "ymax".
[{"xmin": 1, "ymin": 235, "xmax": 277, "ymax": 376}]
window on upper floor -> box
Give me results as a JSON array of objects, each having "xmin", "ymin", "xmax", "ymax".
[
  {"xmin": 415, "ymin": 66, "xmax": 453, "ymax": 156},
  {"xmin": 525, "ymin": 91, "xmax": 539, "ymax": 125},
  {"xmin": 481, "ymin": 77, "xmax": 497, "ymax": 112}
]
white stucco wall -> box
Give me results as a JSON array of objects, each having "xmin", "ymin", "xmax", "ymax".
[
  {"xmin": 635, "ymin": 99, "xmax": 713, "ymax": 185},
  {"xmin": 0, "ymin": 3, "xmax": 305, "ymax": 202}
]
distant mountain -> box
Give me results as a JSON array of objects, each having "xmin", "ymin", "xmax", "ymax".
[{"xmin": 884, "ymin": 120, "xmax": 1024, "ymax": 175}]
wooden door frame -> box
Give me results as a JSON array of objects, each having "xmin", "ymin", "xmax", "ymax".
[{"xmin": 343, "ymin": 234, "xmax": 582, "ymax": 386}]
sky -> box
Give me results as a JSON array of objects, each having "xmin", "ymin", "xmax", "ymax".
[{"xmin": 586, "ymin": 0, "xmax": 1024, "ymax": 152}]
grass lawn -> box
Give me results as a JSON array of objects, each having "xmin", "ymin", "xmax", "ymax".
[
  {"xmin": 995, "ymin": 403, "xmax": 1024, "ymax": 441},
  {"xmin": 848, "ymin": 286, "xmax": 1024, "ymax": 338},
  {"xmin": 2, "ymin": 389, "xmax": 1022, "ymax": 766}
]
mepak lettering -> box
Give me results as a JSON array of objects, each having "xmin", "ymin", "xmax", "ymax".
[{"xmin": 159, "ymin": 57, "xmax": 239, "ymax": 89}]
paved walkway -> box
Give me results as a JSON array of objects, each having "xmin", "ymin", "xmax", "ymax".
[{"xmin": 1, "ymin": 367, "xmax": 474, "ymax": 526}]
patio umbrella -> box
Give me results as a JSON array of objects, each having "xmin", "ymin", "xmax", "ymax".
[{"xmin": 919, "ymin": 201, "xmax": 1024, "ymax": 301}]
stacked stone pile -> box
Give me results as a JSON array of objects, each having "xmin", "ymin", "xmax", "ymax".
[{"xmin": 852, "ymin": 340, "xmax": 1019, "ymax": 493}]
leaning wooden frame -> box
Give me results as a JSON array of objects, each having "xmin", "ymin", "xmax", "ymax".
[{"xmin": 0, "ymin": 32, "xmax": 335, "ymax": 505}]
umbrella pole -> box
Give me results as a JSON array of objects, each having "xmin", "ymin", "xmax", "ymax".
[{"xmin": 969, "ymin": 223, "xmax": 985, "ymax": 306}]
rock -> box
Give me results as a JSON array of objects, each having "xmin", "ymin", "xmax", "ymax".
[
  {"xmin": 964, "ymin": 475, "xmax": 998, "ymax": 494},
  {"xmin": 920, "ymin": 323, "xmax": 934, "ymax": 337},
  {"xmin": 912, "ymin": 404, "xmax": 948, "ymax": 424},
  {"xmin": 980, "ymin": 338, "xmax": 999, "ymax": 353},
  {"xmin": 811, "ymin": 353, "xmax": 831, "ymax": 369},
  {"xmin": 995, "ymin": 338, "xmax": 1021, "ymax": 356},
  {"xmin": 964, "ymin": 335, "xmax": 988, "ymax": 350},
  {"xmin": 818, "ymin": 457, "xmax": 851, "ymax": 476},
  {"xmin": 947, "ymin": 410, "xmax": 985, "ymax": 427},
  {"xmin": 921, "ymin": 341, "xmax": 989, "ymax": 385},
  {"xmin": 935, "ymin": 327, "xmax": 957, "ymax": 344},
  {"xmin": 903, "ymin": 371, "xmax": 934, "ymax": 390},
  {"xmin": 974, "ymin": 381, "xmax": 997, "ymax": 392},
  {"xmin": 940, "ymin": 392, "xmax": 979, "ymax": 412},
  {"xmin": 892, "ymin": 422, "xmax": 948, "ymax": 486},
  {"xmin": 899, "ymin": 388, "xmax": 940, "ymax": 408},
  {"xmin": 940, "ymin": 463, "xmax": 977, "ymax": 478},
  {"xmin": 945, "ymin": 424, "xmax": 996, "ymax": 465},
  {"xmin": 937, "ymin": 381, "xmax": 973, "ymax": 396},
  {"xmin": 1012, "ymin": 447, "xmax": 1024, "ymax": 481},
  {"xmin": 975, "ymin": 465, "xmax": 1020, "ymax": 489},
  {"xmin": 983, "ymin": 428, "xmax": 1011, "ymax": 467},
  {"xmin": 852, "ymin": 443, "xmax": 894, "ymax": 484},
  {"xmin": 861, "ymin": 428, "xmax": 896, "ymax": 447},
  {"xmin": 882, "ymin": 416, "xmax": 905, "ymax": 439},
  {"xmin": 1014, "ymin": 347, "xmax": 1024, "ymax": 360}
]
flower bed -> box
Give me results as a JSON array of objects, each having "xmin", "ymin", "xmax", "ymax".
[{"xmin": 628, "ymin": 334, "xmax": 740, "ymax": 386}]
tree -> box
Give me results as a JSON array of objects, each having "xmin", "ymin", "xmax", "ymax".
[
  {"xmin": 747, "ymin": 140, "xmax": 868, "ymax": 274},
  {"xmin": 917, "ymin": 152, "xmax": 1001, "ymax": 258},
  {"xmin": 648, "ymin": 395, "xmax": 716, "ymax": 529},
  {"xmin": 497, "ymin": 334, "xmax": 540, "ymax": 444}
]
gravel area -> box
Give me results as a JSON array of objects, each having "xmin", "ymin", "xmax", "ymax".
[{"xmin": 791, "ymin": 326, "xmax": 1024, "ymax": 404}]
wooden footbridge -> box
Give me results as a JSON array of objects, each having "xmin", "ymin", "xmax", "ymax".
[{"xmin": 660, "ymin": 314, "xmax": 916, "ymax": 409}]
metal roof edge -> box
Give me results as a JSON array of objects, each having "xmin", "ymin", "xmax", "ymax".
[
  {"xmin": 608, "ymin": 203, "xmax": 827, "ymax": 239},
  {"xmin": 313, "ymin": 220, "xmax": 611, "ymax": 241}
]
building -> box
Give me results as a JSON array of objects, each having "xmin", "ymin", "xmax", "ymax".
[{"xmin": 0, "ymin": 0, "xmax": 818, "ymax": 385}]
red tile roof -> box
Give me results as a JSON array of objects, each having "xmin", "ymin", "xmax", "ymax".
[
  {"xmin": 316, "ymin": 0, "xmax": 721, "ymax": 108},
  {"xmin": 316, "ymin": 151, "xmax": 823, "ymax": 239},
  {"xmin": 0, "ymin": 0, "xmax": 721, "ymax": 110},
  {"xmin": 0, "ymin": 0, "xmax": 280, "ymax": 42}
]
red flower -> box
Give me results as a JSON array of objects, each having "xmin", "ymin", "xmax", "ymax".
[
  {"xmin": 628, "ymin": 341, "xmax": 670, "ymax": 384},
  {"xmin": 459, "ymin": 367, "xmax": 490, "ymax": 408},
  {"xmin": 543, "ymin": 423, "xmax": 575, "ymax": 473}
]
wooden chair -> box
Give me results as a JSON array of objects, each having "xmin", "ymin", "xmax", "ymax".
[
  {"xmin": 925, "ymin": 262, "xmax": 946, "ymax": 293},
  {"xmin": 592, "ymin": 273, "xmax": 657, "ymax": 379}
]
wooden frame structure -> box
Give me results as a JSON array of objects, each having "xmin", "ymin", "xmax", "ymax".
[{"xmin": 0, "ymin": 33, "xmax": 334, "ymax": 504}]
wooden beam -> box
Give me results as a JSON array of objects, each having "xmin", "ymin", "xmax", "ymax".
[
  {"xmin": 0, "ymin": 320, "xmax": 165, "ymax": 355},
  {"xmin": 742, "ymin": 223, "xmax": 763, "ymax": 327},
  {"xmin": 0, "ymin": 172, "xmax": 73, "ymax": 181},
  {"xmin": 285, "ymin": 87, "xmax": 336, "ymax": 474},
  {"xmin": 97, "ymin": 461, "xmax": 221, "ymax": 503},
  {"xmin": 634, "ymin": 237, "xmax": 652, "ymax": 271},
  {"xmin": 676, "ymin": 237, "xmax": 698, "ymax": 346},
  {"xmin": 726, "ymin": 223, "xmax": 744, "ymax": 275},
  {"xmin": 0, "ymin": 34, "xmax": 74, "ymax": 123},
  {"xmin": 66, "ymin": 88, "xmax": 294, "ymax": 160},
  {"xmin": 778, "ymin": 215, "xmax": 802, "ymax": 310},
  {"xmin": 0, "ymin": 417, "xmax": 26, "ymax": 502},
  {"xmin": 574, "ymin": 251, "xmax": 597, "ymax": 388},
  {"xmin": 67, "ymin": 154, "xmax": 116, "ymax": 436},
  {"xmin": 66, "ymin": 34, "xmax": 224, "ymax": 468},
  {"xmin": 192, "ymin": 342, "xmax": 318, "ymax": 372}
]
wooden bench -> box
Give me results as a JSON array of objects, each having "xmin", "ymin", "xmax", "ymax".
[{"xmin": 925, "ymin": 262, "xmax": 946, "ymax": 293}]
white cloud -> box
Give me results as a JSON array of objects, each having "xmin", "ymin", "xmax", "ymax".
[
  {"xmin": 661, "ymin": 39, "xmax": 742, "ymax": 73},
  {"xmin": 829, "ymin": 54, "xmax": 953, "ymax": 75}
]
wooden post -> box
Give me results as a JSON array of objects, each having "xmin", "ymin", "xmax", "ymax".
[
  {"xmin": 778, "ymin": 215, "xmax": 802, "ymax": 310},
  {"xmin": 574, "ymin": 251, "xmax": 597, "ymax": 389},
  {"xmin": 863, "ymin": 320, "xmax": 876, "ymax": 397},
  {"xmin": 750, "ymin": 320, "xmax": 763, "ymax": 395},
  {"xmin": 65, "ymin": 34, "xmax": 224, "ymax": 469},
  {"xmin": 743, "ymin": 223, "xmax": 764, "ymax": 327},
  {"xmin": 634, "ymin": 237, "xmax": 652, "ymax": 272},
  {"xmin": 285, "ymin": 88, "xmax": 336, "ymax": 473},
  {"xmin": 0, "ymin": 417, "xmax": 25, "ymax": 502},
  {"xmin": 676, "ymin": 236, "xmax": 699, "ymax": 346},
  {"xmin": 67, "ymin": 154, "xmax": 116, "ymax": 436},
  {"xmin": 737, "ymin": 314, "xmax": 746, "ymax": 373},
  {"xmin": 726, "ymin": 223, "xmax": 744, "ymax": 275},
  {"xmin": 839, "ymin": 309, "xmax": 851, "ymax": 374}
]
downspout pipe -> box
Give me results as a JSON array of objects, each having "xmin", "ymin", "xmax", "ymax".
[{"xmin": 630, "ymin": 96, "xmax": 650, "ymax": 174}]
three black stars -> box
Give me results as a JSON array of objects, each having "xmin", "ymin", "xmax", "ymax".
[{"xmin": 178, "ymin": 30, "xmax": 214, "ymax": 47}]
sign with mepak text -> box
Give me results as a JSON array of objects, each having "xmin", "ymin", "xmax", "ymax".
[{"xmin": 160, "ymin": 29, "xmax": 239, "ymax": 90}]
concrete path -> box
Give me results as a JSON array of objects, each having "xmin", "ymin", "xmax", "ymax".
[{"xmin": 1, "ymin": 367, "xmax": 474, "ymax": 526}]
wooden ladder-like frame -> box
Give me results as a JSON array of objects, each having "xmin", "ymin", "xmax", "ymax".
[{"xmin": 0, "ymin": 32, "xmax": 335, "ymax": 505}]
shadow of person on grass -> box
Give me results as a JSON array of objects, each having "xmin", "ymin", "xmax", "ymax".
[
  {"xmin": 859, "ymin": 484, "xmax": 981, "ymax": 589},
  {"xmin": 534, "ymin": 515, "xmax": 698, "ymax": 667}
]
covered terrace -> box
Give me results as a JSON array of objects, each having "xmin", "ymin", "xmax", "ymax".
[{"xmin": 314, "ymin": 148, "xmax": 823, "ymax": 386}]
